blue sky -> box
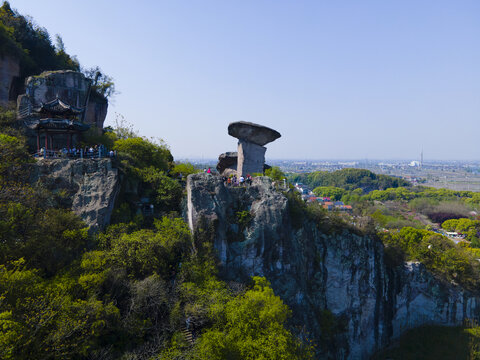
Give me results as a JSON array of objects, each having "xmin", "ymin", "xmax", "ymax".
[{"xmin": 9, "ymin": 0, "xmax": 480, "ymax": 160}]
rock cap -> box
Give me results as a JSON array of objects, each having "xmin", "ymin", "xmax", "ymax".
[{"xmin": 228, "ymin": 121, "xmax": 281, "ymax": 146}]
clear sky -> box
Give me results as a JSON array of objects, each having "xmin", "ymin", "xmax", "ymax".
[{"xmin": 8, "ymin": 0, "xmax": 480, "ymax": 161}]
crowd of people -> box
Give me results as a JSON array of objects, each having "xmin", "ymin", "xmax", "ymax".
[
  {"xmin": 201, "ymin": 167, "xmax": 255, "ymax": 187},
  {"xmin": 223, "ymin": 173, "xmax": 253, "ymax": 186},
  {"xmin": 35, "ymin": 144, "xmax": 116, "ymax": 159}
]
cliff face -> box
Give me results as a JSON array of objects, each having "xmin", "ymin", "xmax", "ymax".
[
  {"xmin": 84, "ymin": 94, "xmax": 108, "ymax": 129},
  {"xmin": 186, "ymin": 173, "xmax": 480, "ymax": 359},
  {"xmin": 0, "ymin": 55, "xmax": 20, "ymax": 105},
  {"xmin": 29, "ymin": 158, "xmax": 119, "ymax": 231}
]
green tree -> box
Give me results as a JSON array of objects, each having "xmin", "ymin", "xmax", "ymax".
[
  {"xmin": 313, "ymin": 186, "xmax": 346, "ymax": 201},
  {"xmin": 114, "ymin": 137, "xmax": 173, "ymax": 173},
  {"xmin": 0, "ymin": 134, "xmax": 31, "ymax": 183},
  {"xmin": 265, "ymin": 166, "xmax": 285, "ymax": 182},
  {"xmin": 109, "ymin": 217, "xmax": 191, "ymax": 278},
  {"xmin": 171, "ymin": 162, "xmax": 200, "ymax": 178},
  {"xmin": 194, "ymin": 277, "xmax": 313, "ymax": 360},
  {"xmin": 141, "ymin": 167, "xmax": 183, "ymax": 212}
]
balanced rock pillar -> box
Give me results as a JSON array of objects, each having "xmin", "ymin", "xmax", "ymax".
[
  {"xmin": 237, "ymin": 140, "xmax": 266, "ymax": 176},
  {"xmin": 227, "ymin": 121, "xmax": 281, "ymax": 178}
]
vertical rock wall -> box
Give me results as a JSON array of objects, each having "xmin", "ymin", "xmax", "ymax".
[
  {"xmin": 237, "ymin": 140, "xmax": 266, "ymax": 176},
  {"xmin": 29, "ymin": 158, "xmax": 119, "ymax": 231},
  {"xmin": 85, "ymin": 95, "xmax": 108, "ymax": 129},
  {"xmin": 186, "ymin": 173, "xmax": 480, "ymax": 359},
  {"xmin": 0, "ymin": 55, "xmax": 20, "ymax": 105}
]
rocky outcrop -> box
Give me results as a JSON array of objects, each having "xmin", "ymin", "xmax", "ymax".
[
  {"xmin": 216, "ymin": 152, "xmax": 238, "ymax": 175},
  {"xmin": 228, "ymin": 121, "xmax": 281, "ymax": 146},
  {"xmin": 224, "ymin": 121, "xmax": 281, "ymax": 177},
  {"xmin": 0, "ymin": 55, "xmax": 20, "ymax": 105},
  {"xmin": 186, "ymin": 173, "xmax": 480, "ymax": 359},
  {"xmin": 17, "ymin": 70, "xmax": 91, "ymax": 118},
  {"xmin": 29, "ymin": 158, "xmax": 119, "ymax": 230},
  {"xmin": 84, "ymin": 93, "xmax": 108, "ymax": 130}
]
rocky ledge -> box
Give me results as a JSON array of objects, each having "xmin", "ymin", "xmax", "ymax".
[{"xmin": 29, "ymin": 158, "xmax": 119, "ymax": 230}]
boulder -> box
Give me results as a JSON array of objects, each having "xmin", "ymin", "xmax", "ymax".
[
  {"xmin": 228, "ymin": 121, "xmax": 281, "ymax": 146},
  {"xmin": 18, "ymin": 70, "xmax": 91, "ymax": 118},
  {"xmin": 216, "ymin": 151, "xmax": 237, "ymax": 175}
]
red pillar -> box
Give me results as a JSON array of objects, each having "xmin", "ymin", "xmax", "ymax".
[{"xmin": 44, "ymin": 131, "xmax": 48, "ymax": 157}]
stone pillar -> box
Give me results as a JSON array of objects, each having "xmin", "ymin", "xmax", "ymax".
[{"xmin": 237, "ymin": 139, "xmax": 266, "ymax": 177}]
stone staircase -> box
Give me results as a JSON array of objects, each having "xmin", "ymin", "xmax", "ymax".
[{"xmin": 181, "ymin": 327, "xmax": 194, "ymax": 345}]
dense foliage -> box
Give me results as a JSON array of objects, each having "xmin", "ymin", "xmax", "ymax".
[
  {"xmin": 0, "ymin": 2, "xmax": 79, "ymax": 76},
  {"xmin": 381, "ymin": 227, "xmax": 480, "ymax": 290}
]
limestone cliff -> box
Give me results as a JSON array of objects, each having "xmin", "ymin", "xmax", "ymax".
[
  {"xmin": 29, "ymin": 158, "xmax": 119, "ymax": 230},
  {"xmin": 0, "ymin": 55, "xmax": 20, "ymax": 105},
  {"xmin": 186, "ymin": 173, "xmax": 480, "ymax": 359}
]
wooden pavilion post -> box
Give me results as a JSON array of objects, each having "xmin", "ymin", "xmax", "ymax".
[{"xmin": 44, "ymin": 130, "xmax": 48, "ymax": 157}]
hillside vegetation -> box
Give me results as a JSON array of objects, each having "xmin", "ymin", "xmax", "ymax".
[
  {"xmin": 0, "ymin": 104, "xmax": 313, "ymax": 359},
  {"xmin": 0, "ymin": 1, "xmax": 114, "ymax": 100}
]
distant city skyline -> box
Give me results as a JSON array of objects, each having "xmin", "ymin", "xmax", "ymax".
[{"xmin": 9, "ymin": 0, "xmax": 480, "ymax": 160}]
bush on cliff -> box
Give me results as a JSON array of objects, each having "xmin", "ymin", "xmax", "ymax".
[
  {"xmin": 114, "ymin": 136, "xmax": 173, "ymax": 173},
  {"xmin": 381, "ymin": 227, "xmax": 480, "ymax": 290}
]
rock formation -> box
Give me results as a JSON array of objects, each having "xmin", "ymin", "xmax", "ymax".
[
  {"xmin": 17, "ymin": 70, "xmax": 107, "ymax": 128},
  {"xmin": 85, "ymin": 93, "xmax": 108, "ymax": 130},
  {"xmin": 221, "ymin": 121, "xmax": 280, "ymax": 177},
  {"xmin": 216, "ymin": 151, "xmax": 238, "ymax": 175},
  {"xmin": 228, "ymin": 121, "xmax": 281, "ymax": 146},
  {"xmin": 17, "ymin": 70, "xmax": 91, "ymax": 118},
  {"xmin": 186, "ymin": 173, "xmax": 480, "ymax": 359},
  {"xmin": 29, "ymin": 158, "xmax": 119, "ymax": 231},
  {"xmin": 0, "ymin": 55, "xmax": 20, "ymax": 105},
  {"xmin": 216, "ymin": 151, "xmax": 272, "ymax": 176},
  {"xmin": 16, "ymin": 70, "xmax": 109, "ymax": 150}
]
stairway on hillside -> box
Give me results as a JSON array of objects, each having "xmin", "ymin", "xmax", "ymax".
[{"xmin": 181, "ymin": 327, "xmax": 194, "ymax": 345}]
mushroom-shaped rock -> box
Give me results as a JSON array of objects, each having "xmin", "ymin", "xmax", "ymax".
[{"xmin": 228, "ymin": 121, "xmax": 281, "ymax": 146}]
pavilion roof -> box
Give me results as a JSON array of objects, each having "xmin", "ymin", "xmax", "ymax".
[
  {"xmin": 33, "ymin": 97, "xmax": 85, "ymax": 116},
  {"xmin": 25, "ymin": 118, "xmax": 90, "ymax": 132}
]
